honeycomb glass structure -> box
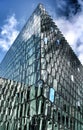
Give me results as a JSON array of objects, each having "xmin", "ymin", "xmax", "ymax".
[{"xmin": 0, "ymin": 3, "xmax": 83, "ymax": 130}]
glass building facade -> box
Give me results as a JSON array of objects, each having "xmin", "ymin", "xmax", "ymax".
[
  {"xmin": 0, "ymin": 3, "xmax": 83, "ymax": 130},
  {"xmin": 0, "ymin": 4, "xmax": 41, "ymax": 86}
]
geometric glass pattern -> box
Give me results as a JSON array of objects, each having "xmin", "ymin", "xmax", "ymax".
[{"xmin": 0, "ymin": 3, "xmax": 83, "ymax": 130}]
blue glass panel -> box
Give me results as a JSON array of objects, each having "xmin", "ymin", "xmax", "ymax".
[
  {"xmin": 44, "ymin": 37, "xmax": 48, "ymax": 44},
  {"xmin": 56, "ymin": 39, "xmax": 60, "ymax": 45},
  {"xmin": 49, "ymin": 88, "xmax": 55, "ymax": 102}
]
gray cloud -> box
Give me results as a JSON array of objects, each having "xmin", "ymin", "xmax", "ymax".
[{"xmin": 52, "ymin": 0, "xmax": 83, "ymax": 65}]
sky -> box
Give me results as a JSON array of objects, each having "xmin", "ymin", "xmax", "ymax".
[{"xmin": 0, "ymin": 0, "xmax": 83, "ymax": 64}]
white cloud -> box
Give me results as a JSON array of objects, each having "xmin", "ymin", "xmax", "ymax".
[
  {"xmin": 55, "ymin": 1, "xmax": 83, "ymax": 65},
  {"xmin": 0, "ymin": 14, "xmax": 19, "ymax": 51}
]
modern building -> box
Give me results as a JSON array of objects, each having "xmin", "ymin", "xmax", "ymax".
[{"xmin": 0, "ymin": 3, "xmax": 83, "ymax": 130}]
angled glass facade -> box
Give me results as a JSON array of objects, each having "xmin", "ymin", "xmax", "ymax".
[
  {"xmin": 0, "ymin": 3, "xmax": 83, "ymax": 130},
  {"xmin": 0, "ymin": 4, "xmax": 41, "ymax": 86},
  {"xmin": 40, "ymin": 6, "xmax": 83, "ymax": 130}
]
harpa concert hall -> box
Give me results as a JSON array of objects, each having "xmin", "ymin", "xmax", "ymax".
[{"xmin": 0, "ymin": 3, "xmax": 83, "ymax": 130}]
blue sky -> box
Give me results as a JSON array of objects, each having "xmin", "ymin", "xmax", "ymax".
[{"xmin": 0, "ymin": 0, "xmax": 83, "ymax": 64}]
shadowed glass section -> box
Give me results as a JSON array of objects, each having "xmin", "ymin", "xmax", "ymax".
[{"xmin": 40, "ymin": 5, "xmax": 83, "ymax": 130}]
